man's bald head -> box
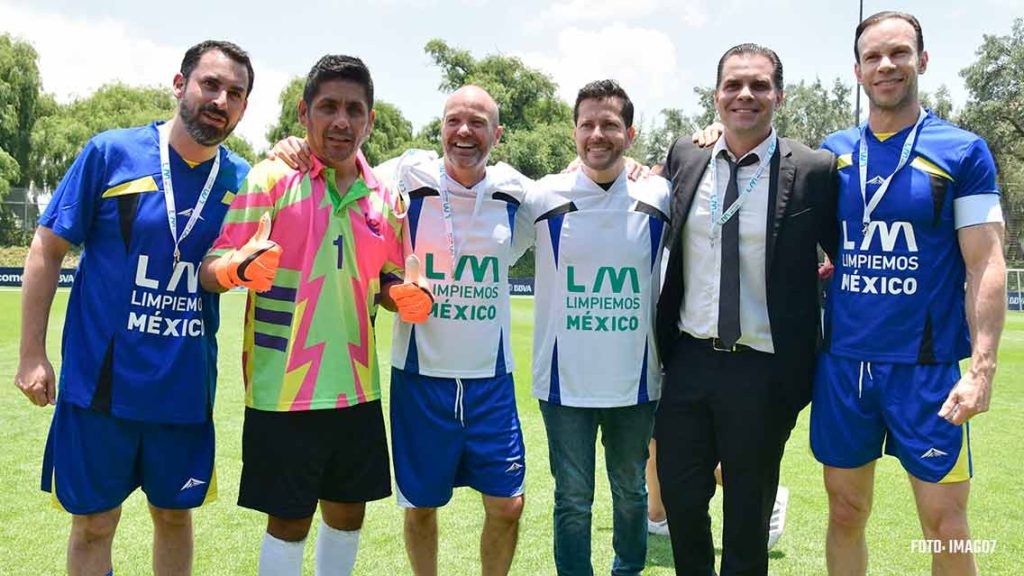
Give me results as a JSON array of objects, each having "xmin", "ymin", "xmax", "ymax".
[
  {"xmin": 440, "ymin": 85, "xmax": 503, "ymax": 187},
  {"xmin": 444, "ymin": 85, "xmax": 500, "ymax": 127}
]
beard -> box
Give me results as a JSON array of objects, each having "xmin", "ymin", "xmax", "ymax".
[{"xmin": 178, "ymin": 96, "xmax": 236, "ymax": 147}]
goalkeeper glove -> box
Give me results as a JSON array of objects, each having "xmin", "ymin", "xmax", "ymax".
[
  {"xmin": 210, "ymin": 212, "xmax": 282, "ymax": 292},
  {"xmin": 390, "ymin": 254, "xmax": 434, "ymax": 324}
]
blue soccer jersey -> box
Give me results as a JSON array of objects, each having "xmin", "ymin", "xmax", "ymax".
[
  {"xmin": 821, "ymin": 112, "xmax": 1001, "ymax": 364},
  {"xmin": 39, "ymin": 122, "xmax": 249, "ymax": 423}
]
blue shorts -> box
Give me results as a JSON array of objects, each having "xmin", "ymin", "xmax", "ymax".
[
  {"xmin": 41, "ymin": 400, "xmax": 216, "ymax": 514},
  {"xmin": 390, "ymin": 368, "xmax": 526, "ymax": 507},
  {"xmin": 810, "ymin": 352, "xmax": 972, "ymax": 483}
]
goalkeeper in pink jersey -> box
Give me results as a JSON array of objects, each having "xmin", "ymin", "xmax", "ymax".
[{"xmin": 201, "ymin": 55, "xmax": 430, "ymax": 576}]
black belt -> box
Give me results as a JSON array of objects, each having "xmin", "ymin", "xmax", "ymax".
[{"xmin": 684, "ymin": 334, "xmax": 755, "ymax": 353}]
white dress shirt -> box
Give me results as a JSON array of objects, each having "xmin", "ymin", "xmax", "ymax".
[{"xmin": 678, "ymin": 129, "xmax": 777, "ymax": 353}]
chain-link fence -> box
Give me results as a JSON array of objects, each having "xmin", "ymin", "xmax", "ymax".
[
  {"xmin": 0, "ymin": 187, "xmax": 45, "ymax": 245},
  {"xmin": 1003, "ymin": 182, "xmax": 1023, "ymax": 269},
  {"xmin": 2, "ymin": 188, "xmax": 37, "ymax": 229}
]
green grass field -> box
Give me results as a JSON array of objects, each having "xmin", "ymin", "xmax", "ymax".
[{"xmin": 1, "ymin": 291, "xmax": 1021, "ymax": 575}]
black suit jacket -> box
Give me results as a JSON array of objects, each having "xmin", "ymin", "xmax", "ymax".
[{"xmin": 655, "ymin": 136, "xmax": 839, "ymax": 411}]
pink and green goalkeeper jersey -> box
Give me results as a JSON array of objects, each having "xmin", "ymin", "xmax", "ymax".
[{"xmin": 210, "ymin": 151, "xmax": 403, "ymax": 412}]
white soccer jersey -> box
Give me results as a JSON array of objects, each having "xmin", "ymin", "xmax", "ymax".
[
  {"xmin": 521, "ymin": 170, "xmax": 671, "ymax": 407},
  {"xmin": 389, "ymin": 151, "xmax": 530, "ymax": 378}
]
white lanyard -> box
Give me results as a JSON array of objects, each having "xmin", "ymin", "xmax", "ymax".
[
  {"xmin": 858, "ymin": 108, "xmax": 926, "ymax": 234},
  {"xmin": 708, "ymin": 134, "xmax": 777, "ymax": 243},
  {"xmin": 393, "ymin": 149, "xmax": 422, "ymax": 200},
  {"xmin": 438, "ymin": 163, "xmax": 486, "ymax": 273},
  {"xmin": 158, "ymin": 122, "xmax": 220, "ymax": 263}
]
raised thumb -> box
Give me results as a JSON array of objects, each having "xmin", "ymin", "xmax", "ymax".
[
  {"xmin": 254, "ymin": 211, "xmax": 273, "ymax": 242},
  {"xmin": 404, "ymin": 254, "xmax": 421, "ymax": 285}
]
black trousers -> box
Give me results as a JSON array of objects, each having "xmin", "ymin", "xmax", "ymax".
[{"xmin": 655, "ymin": 335, "xmax": 799, "ymax": 576}]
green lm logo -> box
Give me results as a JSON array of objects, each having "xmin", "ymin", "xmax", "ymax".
[
  {"xmin": 567, "ymin": 266, "xmax": 640, "ymax": 294},
  {"xmin": 425, "ymin": 253, "xmax": 500, "ymax": 282}
]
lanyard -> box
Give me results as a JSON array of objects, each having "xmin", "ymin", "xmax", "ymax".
[
  {"xmin": 158, "ymin": 122, "xmax": 220, "ymax": 263},
  {"xmin": 393, "ymin": 149, "xmax": 423, "ymax": 200},
  {"xmin": 437, "ymin": 162, "xmax": 486, "ymax": 273},
  {"xmin": 858, "ymin": 108, "xmax": 926, "ymax": 234},
  {"xmin": 708, "ymin": 134, "xmax": 777, "ymax": 243}
]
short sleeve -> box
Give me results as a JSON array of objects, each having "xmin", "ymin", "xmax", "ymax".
[
  {"xmin": 38, "ymin": 140, "xmax": 105, "ymax": 245},
  {"xmin": 953, "ymin": 138, "xmax": 1002, "ymax": 229},
  {"xmin": 954, "ymin": 138, "xmax": 999, "ymax": 199}
]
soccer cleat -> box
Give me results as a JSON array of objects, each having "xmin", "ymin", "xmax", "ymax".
[
  {"xmin": 648, "ymin": 518, "xmax": 670, "ymax": 537},
  {"xmin": 768, "ymin": 485, "xmax": 789, "ymax": 550}
]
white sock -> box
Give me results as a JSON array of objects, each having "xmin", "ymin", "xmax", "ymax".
[
  {"xmin": 258, "ymin": 532, "xmax": 306, "ymax": 576},
  {"xmin": 315, "ymin": 520, "xmax": 360, "ymax": 576}
]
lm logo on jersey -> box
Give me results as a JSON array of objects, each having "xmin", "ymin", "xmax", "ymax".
[
  {"xmin": 128, "ymin": 255, "xmax": 207, "ymax": 338},
  {"xmin": 134, "ymin": 255, "xmax": 200, "ymax": 293},
  {"xmin": 842, "ymin": 220, "xmax": 918, "ymax": 253},
  {"xmin": 424, "ymin": 253, "xmax": 500, "ymax": 283},
  {"xmin": 567, "ymin": 266, "xmax": 640, "ymax": 294},
  {"xmin": 839, "ymin": 220, "xmax": 921, "ymax": 296}
]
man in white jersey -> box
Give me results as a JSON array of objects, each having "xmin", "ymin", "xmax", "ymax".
[
  {"xmin": 387, "ymin": 86, "xmax": 529, "ymax": 576},
  {"xmin": 514, "ymin": 79, "xmax": 670, "ymax": 576}
]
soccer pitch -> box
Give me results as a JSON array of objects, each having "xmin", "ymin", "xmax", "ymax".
[{"xmin": 1, "ymin": 291, "xmax": 1021, "ymax": 575}]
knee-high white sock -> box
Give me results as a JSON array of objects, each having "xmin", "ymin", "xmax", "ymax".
[
  {"xmin": 258, "ymin": 532, "xmax": 306, "ymax": 576},
  {"xmin": 315, "ymin": 520, "xmax": 360, "ymax": 576}
]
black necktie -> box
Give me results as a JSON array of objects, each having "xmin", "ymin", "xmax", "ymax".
[{"xmin": 718, "ymin": 152, "xmax": 759, "ymax": 349}]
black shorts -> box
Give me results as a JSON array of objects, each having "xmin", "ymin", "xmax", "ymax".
[{"xmin": 238, "ymin": 401, "xmax": 391, "ymax": 519}]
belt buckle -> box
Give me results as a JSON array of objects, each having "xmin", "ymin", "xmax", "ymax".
[{"xmin": 711, "ymin": 338, "xmax": 737, "ymax": 352}]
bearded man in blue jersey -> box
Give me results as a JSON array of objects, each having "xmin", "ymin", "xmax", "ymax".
[
  {"xmin": 811, "ymin": 12, "xmax": 1006, "ymax": 576},
  {"xmin": 15, "ymin": 40, "xmax": 262, "ymax": 576}
]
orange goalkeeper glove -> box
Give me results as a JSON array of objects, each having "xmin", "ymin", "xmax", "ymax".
[
  {"xmin": 210, "ymin": 212, "xmax": 282, "ymax": 292},
  {"xmin": 390, "ymin": 254, "xmax": 433, "ymax": 324}
]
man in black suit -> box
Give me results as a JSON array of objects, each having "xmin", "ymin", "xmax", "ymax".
[{"xmin": 654, "ymin": 43, "xmax": 838, "ymax": 576}]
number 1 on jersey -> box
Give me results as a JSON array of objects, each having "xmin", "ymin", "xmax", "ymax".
[{"xmin": 333, "ymin": 234, "xmax": 344, "ymax": 269}]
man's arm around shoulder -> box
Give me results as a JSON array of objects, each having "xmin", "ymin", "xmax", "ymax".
[{"xmin": 664, "ymin": 135, "xmax": 702, "ymax": 177}]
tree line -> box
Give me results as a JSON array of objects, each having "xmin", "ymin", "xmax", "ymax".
[{"xmin": 1, "ymin": 23, "xmax": 1022, "ymax": 261}]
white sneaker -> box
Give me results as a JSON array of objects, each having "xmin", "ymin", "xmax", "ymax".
[
  {"xmin": 648, "ymin": 518, "xmax": 670, "ymax": 536},
  {"xmin": 767, "ymin": 486, "xmax": 789, "ymax": 550}
]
